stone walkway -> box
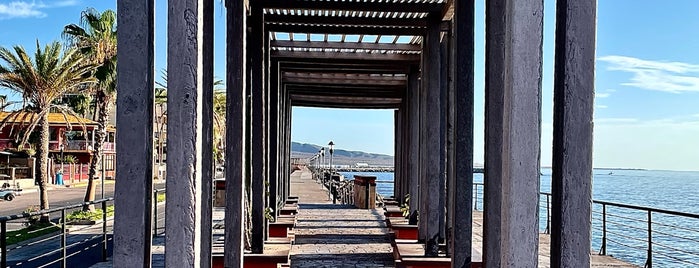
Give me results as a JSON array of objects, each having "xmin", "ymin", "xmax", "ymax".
[{"xmin": 290, "ymin": 168, "xmax": 394, "ymax": 268}]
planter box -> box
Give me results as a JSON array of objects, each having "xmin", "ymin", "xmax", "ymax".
[
  {"xmin": 391, "ymin": 224, "xmax": 418, "ymax": 240},
  {"xmin": 212, "ymin": 243, "xmax": 290, "ymax": 268}
]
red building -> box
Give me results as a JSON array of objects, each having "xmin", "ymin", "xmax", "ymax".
[{"xmin": 0, "ymin": 112, "xmax": 115, "ymax": 180}]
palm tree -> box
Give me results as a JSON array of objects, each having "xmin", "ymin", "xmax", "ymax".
[
  {"xmin": 63, "ymin": 8, "xmax": 117, "ymax": 211},
  {"xmin": 0, "ymin": 41, "xmax": 95, "ymax": 218}
]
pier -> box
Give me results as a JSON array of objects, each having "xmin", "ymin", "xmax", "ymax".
[{"xmin": 290, "ymin": 167, "xmax": 637, "ymax": 268}]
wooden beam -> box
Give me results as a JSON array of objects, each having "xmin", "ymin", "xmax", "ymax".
[
  {"xmin": 550, "ymin": 0, "xmax": 596, "ymax": 267},
  {"xmin": 271, "ymin": 50, "xmax": 421, "ymax": 62},
  {"xmin": 260, "ymin": 0, "xmax": 444, "ymax": 13},
  {"xmin": 271, "ymin": 40, "xmax": 421, "ymax": 51},
  {"xmin": 267, "ymin": 23, "xmax": 425, "ymax": 36},
  {"xmin": 265, "ymin": 14, "xmax": 427, "ymax": 27},
  {"xmin": 224, "ymin": 0, "xmax": 246, "ymax": 264},
  {"xmin": 282, "ymin": 72, "xmax": 408, "ymax": 80},
  {"xmin": 282, "ymin": 77, "xmax": 406, "ymax": 86},
  {"xmin": 114, "ymin": 0, "xmax": 154, "ymax": 266}
]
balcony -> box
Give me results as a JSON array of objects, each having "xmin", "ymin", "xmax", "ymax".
[{"xmin": 49, "ymin": 140, "xmax": 116, "ymax": 152}]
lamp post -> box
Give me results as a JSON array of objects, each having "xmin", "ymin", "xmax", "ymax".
[
  {"xmin": 320, "ymin": 147, "xmax": 325, "ymax": 171},
  {"xmin": 328, "ymin": 141, "xmax": 334, "ymax": 174}
]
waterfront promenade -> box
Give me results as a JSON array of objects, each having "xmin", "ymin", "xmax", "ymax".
[{"xmin": 291, "ymin": 168, "xmax": 637, "ymax": 267}]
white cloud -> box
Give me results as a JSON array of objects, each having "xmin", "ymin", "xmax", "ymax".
[
  {"xmin": 596, "ymin": 105, "xmax": 608, "ymax": 109},
  {"xmin": 598, "ymin": 55, "xmax": 699, "ymax": 93},
  {"xmin": 0, "ymin": 1, "xmax": 79, "ymax": 20},
  {"xmin": 596, "ymin": 93, "xmax": 610, "ymax": 98}
]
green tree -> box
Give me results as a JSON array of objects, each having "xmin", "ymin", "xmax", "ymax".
[
  {"xmin": 0, "ymin": 41, "xmax": 95, "ymax": 219},
  {"xmin": 63, "ymin": 8, "xmax": 117, "ymax": 211}
]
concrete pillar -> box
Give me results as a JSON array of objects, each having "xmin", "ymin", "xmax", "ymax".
[
  {"xmin": 551, "ymin": 1, "xmax": 596, "ymax": 267},
  {"xmin": 451, "ymin": 0, "xmax": 476, "ymax": 267},
  {"xmin": 224, "ymin": 0, "xmax": 246, "ymax": 265},
  {"xmin": 164, "ymin": 0, "xmax": 213, "ymax": 266},
  {"xmin": 114, "ymin": 0, "xmax": 154, "ymax": 266},
  {"xmin": 483, "ymin": 0, "xmax": 543, "ymax": 266},
  {"xmin": 419, "ymin": 12, "xmax": 443, "ymax": 257},
  {"xmin": 249, "ymin": 6, "xmax": 266, "ymax": 254},
  {"xmin": 407, "ymin": 66, "xmax": 420, "ymax": 220}
]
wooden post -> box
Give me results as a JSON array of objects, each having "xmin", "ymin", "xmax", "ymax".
[
  {"xmin": 249, "ymin": 5, "xmax": 266, "ymax": 254},
  {"xmin": 394, "ymin": 110, "xmax": 402, "ymax": 199},
  {"xmin": 407, "ymin": 66, "xmax": 420, "ymax": 220},
  {"xmin": 451, "ymin": 0, "xmax": 475, "ymax": 267},
  {"xmin": 484, "ymin": 0, "xmax": 543, "ymax": 267},
  {"xmin": 419, "ymin": 12, "xmax": 443, "ymax": 257},
  {"xmin": 224, "ymin": 0, "xmax": 246, "ymax": 266},
  {"xmin": 113, "ymin": 0, "xmax": 154, "ymax": 266},
  {"xmin": 164, "ymin": 0, "xmax": 213, "ymax": 266},
  {"xmin": 200, "ymin": 0, "xmax": 215, "ymax": 265},
  {"xmin": 551, "ymin": 0, "xmax": 596, "ymax": 267}
]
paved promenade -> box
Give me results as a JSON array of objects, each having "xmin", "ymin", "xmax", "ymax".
[{"xmin": 289, "ymin": 168, "xmax": 395, "ymax": 268}]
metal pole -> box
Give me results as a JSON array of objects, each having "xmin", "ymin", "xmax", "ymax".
[
  {"xmin": 546, "ymin": 194, "xmax": 551, "ymax": 234},
  {"xmin": 153, "ymin": 190, "xmax": 158, "ymax": 237},
  {"xmin": 474, "ymin": 185, "xmax": 478, "ymax": 211},
  {"xmin": 101, "ymin": 154, "xmax": 105, "ymax": 199},
  {"xmin": 646, "ymin": 211, "xmax": 652, "ymax": 268},
  {"xmin": 601, "ymin": 204, "xmax": 607, "ymax": 255},
  {"xmin": 102, "ymin": 201, "xmax": 107, "ymax": 261},
  {"xmin": 61, "ymin": 208, "xmax": 67, "ymax": 268},
  {"xmin": 1, "ymin": 221, "xmax": 6, "ymax": 268}
]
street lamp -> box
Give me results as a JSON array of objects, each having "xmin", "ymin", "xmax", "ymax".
[
  {"xmin": 328, "ymin": 141, "xmax": 334, "ymax": 174},
  {"xmin": 320, "ymin": 147, "xmax": 325, "ymax": 171}
]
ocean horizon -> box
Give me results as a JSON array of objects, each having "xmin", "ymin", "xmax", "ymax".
[{"xmin": 339, "ymin": 169, "xmax": 699, "ymax": 267}]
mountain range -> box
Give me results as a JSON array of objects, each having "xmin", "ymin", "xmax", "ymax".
[{"xmin": 291, "ymin": 142, "xmax": 394, "ymax": 166}]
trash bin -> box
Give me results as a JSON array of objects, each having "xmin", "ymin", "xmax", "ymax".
[{"xmin": 55, "ymin": 172, "xmax": 63, "ymax": 185}]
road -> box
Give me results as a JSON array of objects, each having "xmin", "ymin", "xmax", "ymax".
[{"xmin": 1, "ymin": 181, "xmax": 167, "ymax": 268}]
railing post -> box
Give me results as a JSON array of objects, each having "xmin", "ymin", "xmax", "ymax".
[
  {"xmin": 61, "ymin": 208, "xmax": 67, "ymax": 268},
  {"xmin": 102, "ymin": 201, "xmax": 108, "ymax": 261},
  {"xmin": 600, "ymin": 204, "xmax": 607, "ymax": 255},
  {"xmin": 645, "ymin": 211, "xmax": 652, "ymax": 268},
  {"xmin": 1, "ymin": 221, "xmax": 7, "ymax": 268},
  {"xmin": 547, "ymin": 194, "xmax": 551, "ymax": 233},
  {"xmin": 474, "ymin": 185, "xmax": 479, "ymax": 211},
  {"xmin": 153, "ymin": 190, "xmax": 158, "ymax": 237}
]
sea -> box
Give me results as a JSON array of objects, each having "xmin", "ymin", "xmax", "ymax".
[{"xmin": 340, "ymin": 169, "xmax": 699, "ymax": 267}]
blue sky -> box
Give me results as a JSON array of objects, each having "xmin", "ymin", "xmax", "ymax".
[{"xmin": 1, "ymin": 0, "xmax": 698, "ymax": 171}]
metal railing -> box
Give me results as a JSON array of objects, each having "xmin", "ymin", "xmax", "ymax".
[
  {"xmin": 0, "ymin": 198, "xmax": 113, "ymax": 268},
  {"xmin": 153, "ymin": 188, "xmax": 166, "ymax": 237},
  {"xmin": 474, "ymin": 182, "xmax": 699, "ymax": 267}
]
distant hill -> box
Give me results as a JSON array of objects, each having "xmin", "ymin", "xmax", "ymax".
[{"xmin": 291, "ymin": 142, "xmax": 394, "ymax": 166}]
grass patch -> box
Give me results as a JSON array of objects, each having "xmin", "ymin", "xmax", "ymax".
[
  {"xmin": 66, "ymin": 206, "xmax": 115, "ymax": 222},
  {"xmin": 5, "ymin": 223, "xmax": 61, "ymax": 245},
  {"xmin": 157, "ymin": 192, "xmax": 166, "ymax": 203}
]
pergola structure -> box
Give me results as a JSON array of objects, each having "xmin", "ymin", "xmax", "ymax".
[{"xmin": 113, "ymin": 0, "xmax": 596, "ymax": 267}]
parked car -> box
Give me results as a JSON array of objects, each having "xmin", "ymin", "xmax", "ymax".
[{"xmin": 0, "ymin": 182, "xmax": 21, "ymax": 201}]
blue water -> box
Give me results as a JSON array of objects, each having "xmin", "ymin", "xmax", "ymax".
[{"xmin": 341, "ymin": 169, "xmax": 699, "ymax": 267}]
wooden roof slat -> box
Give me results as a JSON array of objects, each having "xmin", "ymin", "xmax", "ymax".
[
  {"xmin": 271, "ymin": 40, "xmax": 420, "ymax": 51},
  {"xmin": 271, "ymin": 50, "xmax": 421, "ymax": 62},
  {"xmin": 266, "ymin": 24, "xmax": 426, "ymax": 35},
  {"xmin": 265, "ymin": 15, "xmax": 427, "ymax": 28},
  {"xmin": 259, "ymin": 0, "xmax": 444, "ymax": 13}
]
